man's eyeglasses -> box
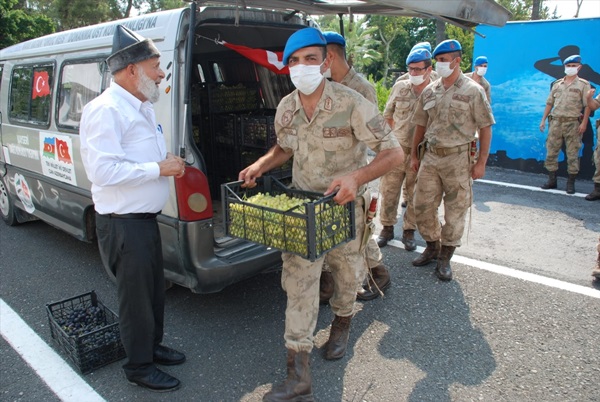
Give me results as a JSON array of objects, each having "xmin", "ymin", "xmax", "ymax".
[{"xmin": 407, "ymin": 67, "xmax": 428, "ymax": 73}]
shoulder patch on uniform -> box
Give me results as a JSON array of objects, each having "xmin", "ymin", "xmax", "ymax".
[
  {"xmin": 399, "ymin": 88, "xmax": 411, "ymax": 96},
  {"xmin": 282, "ymin": 110, "xmax": 294, "ymax": 126},
  {"xmin": 452, "ymin": 94, "xmax": 471, "ymax": 103},
  {"xmin": 366, "ymin": 114, "xmax": 388, "ymax": 138}
]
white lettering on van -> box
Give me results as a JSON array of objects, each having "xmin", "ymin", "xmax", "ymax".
[
  {"xmin": 17, "ymin": 135, "xmax": 29, "ymax": 145},
  {"xmin": 8, "ymin": 144, "xmax": 40, "ymax": 160}
]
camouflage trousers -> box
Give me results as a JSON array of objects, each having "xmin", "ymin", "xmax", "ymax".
[
  {"xmin": 414, "ymin": 150, "xmax": 472, "ymax": 246},
  {"xmin": 544, "ymin": 119, "xmax": 582, "ymax": 175},
  {"xmin": 282, "ymin": 202, "xmax": 366, "ymax": 352},
  {"xmin": 593, "ymin": 126, "xmax": 600, "ymax": 183},
  {"xmin": 379, "ymin": 146, "xmax": 417, "ymax": 230}
]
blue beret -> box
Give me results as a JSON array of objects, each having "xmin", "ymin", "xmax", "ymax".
[
  {"xmin": 474, "ymin": 56, "xmax": 488, "ymax": 66},
  {"xmin": 283, "ymin": 28, "xmax": 327, "ymax": 66},
  {"xmin": 323, "ymin": 31, "xmax": 346, "ymax": 47},
  {"xmin": 406, "ymin": 48, "xmax": 432, "ymax": 65},
  {"xmin": 432, "ymin": 39, "xmax": 462, "ymax": 57},
  {"xmin": 564, "ymin": 54, "xmax": 581, "ymax": 64},
  {"xmin": 411, "ymin": 42, "xmax": 432, "ymax": 53}
]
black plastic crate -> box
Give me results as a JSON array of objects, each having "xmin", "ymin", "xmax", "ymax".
[
  {"xmin": 203, "ymin": 83, "xmax": 262, "ymax": 113},
  {"xmin": 241, "ymin": 115, "xmax": 277, "ymax": 149},
  {"xmin": 46, "ymin": 291, "xmax": 125, "ymax": 374},
  {"xmin": 222, "ymin": 176, "xmax": 355, "ymax": 261}
]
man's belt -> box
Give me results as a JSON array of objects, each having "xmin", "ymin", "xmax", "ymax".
[
  {"xmin": 426, "ymin": 143, "xmax": 469, "ymax": 157},
  {"xmin": 102, "ymin": 212, "xmax": 160, "ymax": 219},
  {"xmin": 549, "ymin": 116, "xmax": 581, "ymax": 122}
]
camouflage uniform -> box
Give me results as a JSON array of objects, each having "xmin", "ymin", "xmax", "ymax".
[
  {"xmin": 275, "ymin": 80, "xmax": 399, "ymax": 352},
  {"xmin": 544, "ymin": 76, "xmax": 591, "ymax": 174},
  {"xmin": 593, "ymin": 94, "xmax": 600, "ymax": 184},
  {"xmin": 381, "ymin": 79, "xmax": 418, "ymax": 231},
  {"xmin": 337, "ymin": 66, "xmax": 381, "ymax": 268},
  {"xmin": 411, "ymin": 74, "xmax": 495, "ymax": 246},
  {"xmin": 464, "ymin": 72, "xmax": 491, "ymax": 103}
]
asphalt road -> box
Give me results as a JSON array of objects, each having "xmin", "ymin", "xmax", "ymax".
[{"xmin": 1, "ymin": 167, "xmax": 599, "ymax": 402}]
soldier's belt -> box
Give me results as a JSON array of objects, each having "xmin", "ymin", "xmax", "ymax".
[
  {"xmin": 549, "ymin": 116, "xmax": 581, "ymax": 122},
  {"xmin": 426, "ymin": 143, "xmax": 469, "ymax": 157}
]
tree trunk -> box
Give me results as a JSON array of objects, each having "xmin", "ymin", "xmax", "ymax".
[
  {"xmin": 532, "ymin": 0, "xmax": 541, "ymax": 20},
  {"xmin": 575, "ymin": 0, "xmax": 584, "ymax": 18},
  {"xmin": 435, "ymin": 19, "xmax": 445, "ymax": 46}
]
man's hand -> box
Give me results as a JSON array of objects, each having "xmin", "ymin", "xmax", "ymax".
[
  {"xmin": 324, "ymin": 174, "xmax": 359, "ymax": 205},
  {"xmin": 471, "ymin": 159, "xmax": 486, "ymax": 180},
  {"xmin": 239, "ymin": 163, "xmax": 262, "ymax": 188},
  {"xmin": 578, "ymin": 121, "xmax": 587, "ymax": 135},
  {"xmin": 159, "ymin": 152, "xmax": 185, "ymax": 178},
  {"xmin": 411, "ymin": 153, "xmax": 420, "ymax": 172},
  {"xmin": 539, "ymin": 120, "xmax": 546, "ymax": 132},
  {"xmin": 586, "ymin": 88, "xmax": 596, "ymax": 104}
]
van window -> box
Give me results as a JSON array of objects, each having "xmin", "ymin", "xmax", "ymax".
[
  {"xmin": 57, "ymin": 60, "xmax": 108, "ymax": 131},
  {"xmin": 9, "ymin": 64, "xmax": 54, "ymax": 126}
]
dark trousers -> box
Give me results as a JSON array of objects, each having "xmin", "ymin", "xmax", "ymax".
[{"xmin": 96, "ymin": 213, "xmax": 165, "ymax": 377}]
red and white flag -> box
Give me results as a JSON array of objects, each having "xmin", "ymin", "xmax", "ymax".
[
  {"xmin": 32, "ymin": 71, "xmax": 51, "ymax": 99},
  {"xmin": 222, "ymin": 41, "xmax": 288, "ymax": 75}
]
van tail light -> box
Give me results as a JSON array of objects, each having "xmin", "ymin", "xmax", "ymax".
[{"xmin": 174, "ymin": 167, "xmax": 213, "ymax": 221}]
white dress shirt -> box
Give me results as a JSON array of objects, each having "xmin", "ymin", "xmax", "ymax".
[{"xmin": 80, "ymin": 83, "xmax": 168, "ymax": 214}]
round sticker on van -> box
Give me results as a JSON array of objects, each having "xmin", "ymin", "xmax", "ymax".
[{"xmin": 14, "ymin": 173, "xmax": 35, "ymax": 214}]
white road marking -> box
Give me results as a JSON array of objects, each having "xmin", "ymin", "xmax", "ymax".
[
  {"xmin": 476, "ymin": 179, "xmax": 587, "ymax": 198},
  {"xmin": 386, "ymin": 240, "xmax": 600, "ymax": 299},
  {"xmin": 0, "ymin": 299, "xmax": 107, "ymax": 402}
]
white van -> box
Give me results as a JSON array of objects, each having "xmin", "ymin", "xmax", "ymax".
[{"xmin": 0, "ymin": 1, "xmax": 509, "ymax": 293}]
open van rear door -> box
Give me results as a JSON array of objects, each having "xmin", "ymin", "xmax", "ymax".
[{"xmin": 196, "ymin": 0, "xmax": 511, "ymax": 28}]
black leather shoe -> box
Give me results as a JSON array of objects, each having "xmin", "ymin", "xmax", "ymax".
[
  {"xmin": 127, "ymin": 367, "xmax": 181, "ymax": 392},
  {"xmin": 154, "ymin": 345, "xmax": 186, "ymax": 366}
]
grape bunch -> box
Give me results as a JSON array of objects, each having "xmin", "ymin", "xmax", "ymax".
[{"xmin": 229, "ymin": 192, "xmax": 350, "ymax": 257}]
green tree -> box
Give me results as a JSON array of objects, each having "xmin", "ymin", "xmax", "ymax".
[{"xmin": 0, "ymin": 0, "xmax": 55, "ymax": 49}]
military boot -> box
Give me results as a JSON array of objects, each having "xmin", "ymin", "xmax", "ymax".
[
  {"xmin": 263, "ymin": 349, "xmax": 313, "ymax": 402},
  {"xmin": 376, "ymin": 226, "xmax": 394, "ymax": 247},
  {"xmin": 324, "ymin": 315, "xmax": 352, "ymax": 360},
  {"xmin": 401, "ymin": 230, "xmax": 417, "ymax": 251},
  {"xmin": 541, "ymin": 171, "xmax": 557, "ymax": 190},
  {"xmin": 585, "ymin": 183, "xmax": 600, "ymax": 201},
  {"xmin": 356, "ymin": 264, "xmax": 391, "ymax": 301},
  {"xmin": 412, "ymin": 240, "xmax": 440, "ymax": 266},
  {"xmin": 435, "ymin": 245, "xmax": 456, "ymax": 281},
  {"xmin": 319, "ymin": 271, "xmax": 334, "ymax": 305},
  {"xmin": 592, "ymin": 252, "xmax": 600, "ymax": 282},
  {"xmin": 566, "ymin": 174, "xmax": 577, "ymax": 194}
]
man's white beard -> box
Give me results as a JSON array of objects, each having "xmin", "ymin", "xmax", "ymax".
[{"xmin": 137, "ymin": 66, "xmax": 160, "ymax": 103}]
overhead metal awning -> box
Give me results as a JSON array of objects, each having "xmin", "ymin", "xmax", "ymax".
[{"xmin": 195, "ymin": 0, "xmax": 512, "ymax": 28}]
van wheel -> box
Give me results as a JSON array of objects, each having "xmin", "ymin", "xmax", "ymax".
[{"xmin": 0, "ymin": 179, "xmax": 18, "ymax": 226}]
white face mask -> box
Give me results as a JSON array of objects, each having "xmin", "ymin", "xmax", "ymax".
[
  {"xmin": 476, "ymin": 66, "xmax": 487, "ymax": 77},
  {"xmin": 408, "ymin": 74, "xmax": 426, "ymax": 86},
  {"xmin": 289, "ymin": 63, "xmax": 324, "ymax": 95},
  {"xmin": 322, "ymin": 68, "xmax": 332, "ymax": 79},
  {"xmin": 564, "ymin": 66, "xmax": 578, "ymax": 76},
  {"xmin": 435, "ymin": 60, "xmax": 455, "ymax": 78}
]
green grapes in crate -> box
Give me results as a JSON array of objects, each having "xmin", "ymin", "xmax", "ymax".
[{"xmin": 229, "ymin": 192, "xmax": 349, "ymax": 257}]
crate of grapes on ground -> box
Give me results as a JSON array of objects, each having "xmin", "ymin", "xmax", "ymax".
[
  {"xmin": 222, "ymin": 176, "xmax": 356, "ymax": 261},
  {"xmin": 46, "ymin": 291, "xmax": 125, "ymax": 374}
]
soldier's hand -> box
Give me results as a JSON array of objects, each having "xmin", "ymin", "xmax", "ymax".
[
  {"xmin": 239, "ymin": 164, "xmax": 261, "ymax": 188},
  {"xmin": 578, "ymin": 122, "xmax": 587, "ymax": 135},
  {"xmin": 539, "ymin": 121, "xmax": 546, "ymax": 132},
  {"xmin": 325, "ymin": 175, "xmax": 358, "ymax": 205},
  {"xmin": 586, "ymin": 88, "xmax": 596, "ymax": 103},
  {"xmin": 471, "ymin": 160, "xmax": 486, "ymax": 180},
  {"xmin": 411, "ymin": 157, "xmax": 420, "ymax": 173}
]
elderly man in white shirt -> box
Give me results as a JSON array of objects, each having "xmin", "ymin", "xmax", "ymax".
[{"xmin": 80, "ymin": 25, "xmax": 186, "ymax": 392}]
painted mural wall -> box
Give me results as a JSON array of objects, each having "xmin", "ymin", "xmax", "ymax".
[{"xmin": 474, "ymin": 18, "xmax": 600, "ymax": 180}]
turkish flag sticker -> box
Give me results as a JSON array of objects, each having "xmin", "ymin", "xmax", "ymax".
[{"xmin": 32, "ymin": 71, "xmax": 51, "ymax": 99}]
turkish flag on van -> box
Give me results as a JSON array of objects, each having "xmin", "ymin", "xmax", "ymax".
[
  {"xmin": 222, "ymin": 42, "xmax": 289, "ymax": 75},
  {"xmin": 32, "ymin": 71, "xmax": 51, "ymax": 99}
]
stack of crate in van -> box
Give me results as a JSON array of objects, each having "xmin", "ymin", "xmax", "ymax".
[{"xmin": 201, "ymin": 81, "xmax": 292, "ymax": 198}]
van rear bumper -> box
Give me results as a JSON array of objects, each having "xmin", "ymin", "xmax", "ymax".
[{"xmin": 159, "ymin": 217, "xmax": 282, "ymax": 294}]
